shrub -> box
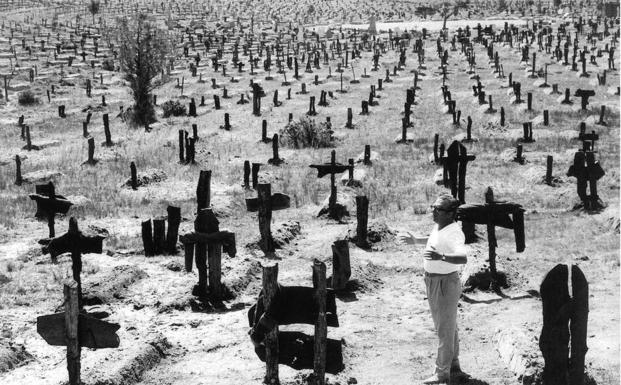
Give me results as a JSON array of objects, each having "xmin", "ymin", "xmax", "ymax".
[
  {"xmin": 161, "ymin": 100, "xmax": 187, "ymax": 117},
  {"xmin": 102, "ymin": 58, "xmax": 115, "ymax": 71},
  {"xmin": 117, "ymin": 13, "xmax": 172, "ymax": 126},
  {"xmin": 280, "ymin": 118, "xmax": 333, "ymax": 149},
  {"xmin": 18, "ymin": 90, "xmax": 38, "ymax": 105}
]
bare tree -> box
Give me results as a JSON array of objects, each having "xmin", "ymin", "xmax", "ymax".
[
  {"xmin": 117, "ymin": 13, "xmax": 171, "ymax": 126},
  {"xmin": 437, "ymin": 0, "xmax": 471, "ymax": 30}
]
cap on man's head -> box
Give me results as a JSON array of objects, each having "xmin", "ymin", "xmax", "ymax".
[{"xmin": 431, "ymin": 193, "xmax": 460, "ymax": 211}]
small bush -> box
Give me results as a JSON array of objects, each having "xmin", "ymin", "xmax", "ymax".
[
  {"xmin": 18, "ymin": 91, "xmax": 38, "ymax": 105},
  {"xmin": 102, "ymin": 58, "xmax": 115, "ymax": 71},
  {"xmin": 161, "ymin": 100, "xmax": 187, "ymax": 117},
  {"xmin": 280, "ymin": 118, "xmax": 333, "ymax": 149}
]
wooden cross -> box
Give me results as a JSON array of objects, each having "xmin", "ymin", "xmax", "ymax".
[
  {"xmin": 566, "ymin": 150, "xmax": 605, "ymax": 211},
  {"xmin": 44, "ymin": 217, "xmax": 106, "ymax": 305},
  {"xmin": 309, "ymin": 150, "xmax": 352, "ymax": 221},
  {"xmin": 29, "ymin": 182, "xmax": 73, "ymax": 238},
  {"xmin": 456, "ymin": 187, "xmax": 525, "ymax": 289},
  {"xmin": 37, "ymin": 280, "xmax": 120, "ymax": 385},
  {"xmin": 249, "ymin": 261, "xmax": 342, "ymax": 384},
  {"xmin": 574, "ymin": 89, "xmax": 595, "ymax": 110},
  {"xmin": 180, "ymin": 208, "xmax": 236, "ymax": 300},
  {"xmin": 539, "ymin": 264, "xmax": 588, "ymax": 385},
  {"xmin": 246, "ymin": 183, "xmax": 291, "ymax": 258}
]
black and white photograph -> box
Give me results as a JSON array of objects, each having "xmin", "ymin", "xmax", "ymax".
[{"xmin": 0, "ymin": 0, "xmax": 619, "ymax": 384}]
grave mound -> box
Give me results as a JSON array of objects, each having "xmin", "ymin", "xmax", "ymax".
[
  {"xmin": 122, "ymin": 168, "xmax": 167, "ymax": 189},
  {"xmin": 272, "ymin": 220, "xmax": 302, "ymax": 247},
  {"xmin": 0, "ymin": 340, "xmax": 33, "ymax": 373},
  {"xmin": 318, "ymin": 190, "xmax": 355, "ymax": 219},
  {"xmin": 85, "ymin": 333, "xmax": 170, "ymax": 385},
  {"xmin": 83, "ymin": 264, "xmax": 147, "ymax": 305},
  {"xmin": 335, "ymin": 261, "xmax": 383, "ymax": 294},
  {"xmin": 367, "ymin": 221, "xmax": 395, "ymax": 244},
  {"xmin": 21, "ymin": 170, "xmax": 63, "ymax": 184}
]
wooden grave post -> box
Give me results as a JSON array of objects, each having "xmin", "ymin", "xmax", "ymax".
[
  {"xmin": 355, "ymin": 195, "xmax": 370, "ymax": 248},
  {"xmin": 246, "ymin": 183, "xmax": 291, "ymax": 258},
  {"xmin": 309, "ymin": 150, "xmax": 352, "ymax": 220},
  {"xmin": 37, "ymin": 279, "xmax": 120, "ymax": 385},
  {"xmin": 179, "ymin": 208, "xmax": 236, "ymax": 299},
  {"xmin": 29, "ymin": 182, "xmax": 73, "ymax": 239},
  {"xmin": 331, "ymin": 240, "xmax": 351, "ymax": 291},
  {"xmin": 313, "ymin": 259, "xmax": 327, "ymax": 385}
]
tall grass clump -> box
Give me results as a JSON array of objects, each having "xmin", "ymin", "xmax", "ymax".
[{"xmin": 279, "ymin": 118, "xmax": 333, "ymax": 149}]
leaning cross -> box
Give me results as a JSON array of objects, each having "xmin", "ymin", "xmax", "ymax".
[
  {"xmin": 456, "ymin": 187, "xmax": 525, "ymax": 290},
  {"xmin": 180, "ymin": 208, "xmax": 236, "ymax": 300},
  {"xmin": 29, "ymin": 182, "xmax": 73, "ymax": 238},
  {"xmin": 309, "ymin": 150, "xmax": 352, "ymax": 220},
  {"xmin": 37, "ymin": 280, "xmax": 120, "ymax": 385},
  {"xmin": 44, "ymin": 217, "xmax": 106, "ymax": 306},
  {"xmin": 246, "ymin": 183, "xmax": 291, "ymax": 258}
]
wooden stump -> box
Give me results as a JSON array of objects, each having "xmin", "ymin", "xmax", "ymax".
[
  {"xmin": 331, "ymin": 240, "xmax": 351, "ymax": 290},
  {"xmin": 152, "ymin": 217, "xmax": 166, "ymax": 255},
  {"xmin": 197, "ymin": 170, "xmax": 211, "ymax": 211},
  {"xmin": 141, "ymin": 219, "xmax": 154, "ymax": 257},
  {"xmin": 166, "ymin": 206, "xmax": 181, "ymax": 254},
  {"xmin": 355, "ymin": 195, "xmax": 369, "ymax": 248}
]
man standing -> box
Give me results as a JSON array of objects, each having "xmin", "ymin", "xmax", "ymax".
[{"xmin": 399, "ymin": 194, "xmax": 469, "ymax": 384}]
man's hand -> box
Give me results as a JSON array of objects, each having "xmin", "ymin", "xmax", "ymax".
[
  {"xmin": 396, "ymin": 231, "xmax": 413, "ymax": 245},
  {"xmin": 248, "ymin": 328, "xmax": 264, "ymax": 348},
  {"xmin": 423, "ymin": 246, "xmax": 443, "ymax": 261}
]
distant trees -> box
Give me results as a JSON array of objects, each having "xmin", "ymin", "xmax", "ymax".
[
  {"xmin": 88, "ymin": 0, "xmax": 100, "ymax": 24},
  {"xmin": 117, "ymin": 13, "xmax": 171, "ymax": 126}
]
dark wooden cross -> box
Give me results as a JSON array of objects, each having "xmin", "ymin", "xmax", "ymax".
[
  {"xmin": 43, "ymin": 217, "xmax": 106, "ymax": 306},
  {"xmin": 456, "ymin": 187, "xmax": 525, "ymax": 289},
  {"xmin": 539, "ymin": 264, "xmax": 588, "ymax": 385},
  {"xmin": 573, "ymin": 89, "xmax": 595, "ymax": 110},
  {"xmin": 567, "ymin": 150, "xmax": 605, "ymax": 211},
  {"xmin": 37, "ymin": 280, "xmax": 120, "ymax": 385},
  {"xmin": 441, "ymin": 141, "xmax": 476, "ymax": 204},
  {"xmin": 246, "ymin": 183, "xmax": 291, "ymax": 258},
  {"xmin": 180, "ymin": 208, "xmax": 236, "ymax": 300},
  {"xmin": 309, "ymin": 150, "xmax": 352, "ymax": 220},
  {"xmin": 29, "ymin": 182, "xmax": 73, "ymax": 239}
]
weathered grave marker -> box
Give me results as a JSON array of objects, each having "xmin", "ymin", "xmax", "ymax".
[
  {"xmin": 29, "ymin": 182, "xmax": 73, "ymax": 238},
  {"xmin": 457, "ymin": 188, "xmax": 525, "ymax": 289},
  {"xmin": 539, "ymin": 264, "xmax": 588, "ymax": 385},
  {"xmin": 180, "ymin": 208, "xmax": 236, "ymax": 299},
  {"xmin": 310, "ymin": 150, "xmax": 352, "ymax": 220},
  {"xmin": 567, "ymin": 150, "xmax": 605, "ymax": 210},
  {"xmin": 246, "ymin": 183, "xmax": 291, "ymax": 258},
  {"xmin": 37, "ymin": 280, "xmax": 120, "ymax": 385}
]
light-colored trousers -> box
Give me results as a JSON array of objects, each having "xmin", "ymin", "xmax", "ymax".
[{"xmin": 424, "ymin": 271, "xmax": 461, "ymax": 377}]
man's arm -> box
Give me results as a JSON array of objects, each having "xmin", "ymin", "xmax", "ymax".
[{"xmin": 423, "ymin": 246, "xmax": 467, "ymax": 264}]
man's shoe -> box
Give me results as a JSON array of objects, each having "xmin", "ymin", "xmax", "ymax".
[
  {"xmin": 450, "ymin": 366, "xmax": 471, "ymax": 380},
  {"xmin": 422, "ymin": 373, "xmax": 450, "ymax": 384}
]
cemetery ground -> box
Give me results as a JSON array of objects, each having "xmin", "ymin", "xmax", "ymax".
[{"xmin": 0, "ymin": 3, "xmax": 620, "ymax": 385}]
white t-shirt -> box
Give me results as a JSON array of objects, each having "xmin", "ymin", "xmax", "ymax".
[{"xmin": 423, "ymin": 222, "xmax": 469, "ymax": 274}]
